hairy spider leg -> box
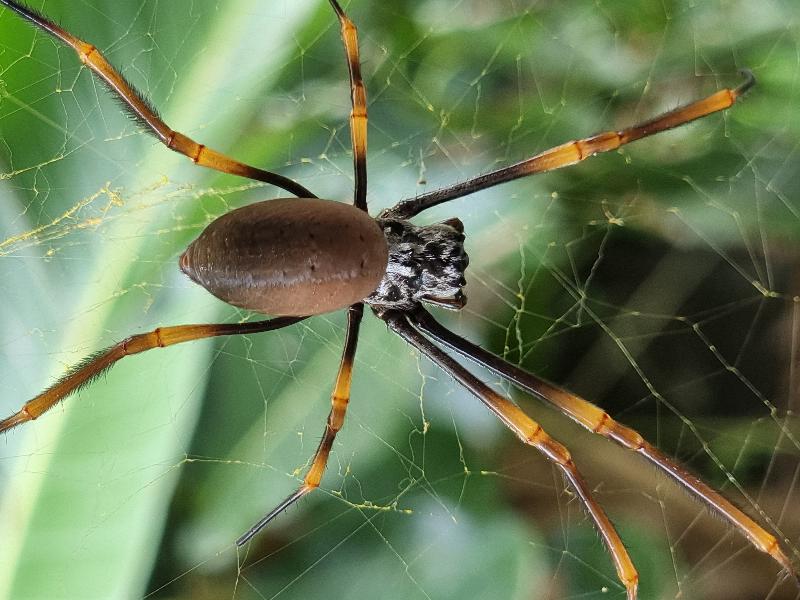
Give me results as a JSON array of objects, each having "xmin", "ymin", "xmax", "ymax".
[
  {"xmin": 237, "ymin": 1, "xmax": 371, "ymax": 545},
  {"xmin": 329, "ymin": 0, "xmax": 369, "ymax": 212},
  {"xmin": 0, "ymin": 0, "xmax": 315, "ymax": 198},
  {"xmin": 385, "ymin": 70, "xmax": 756, "ymax": 219},
  {"xmin": 0, "ymin": 318, "xmax": 305, "ymax": 434},
  {"xmin": 384, "ymin": 310, "xmax": 639, "ymax": 599},
  {"xmin": 409, "ymin": 307, "xmax": 799, "ymax": 582},
  {"xmin": 237, "ymin": 304, "xmax": 364, "ymax": 546}
]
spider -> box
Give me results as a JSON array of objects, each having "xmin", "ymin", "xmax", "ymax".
[{"xmin": 0, "ymin": 1, "xmax": 795, "ymax": 597}]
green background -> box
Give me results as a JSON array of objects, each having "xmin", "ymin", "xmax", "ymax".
[{"xmin": 1, "ymin": 1, "xmax": 799, "ymax": 599}]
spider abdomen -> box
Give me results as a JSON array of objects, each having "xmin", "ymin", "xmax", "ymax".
[{"xmin": 180, "ymin": 198, "xmax": 389, "ymax": 316}]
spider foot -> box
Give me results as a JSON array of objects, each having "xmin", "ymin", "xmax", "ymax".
[
  {"xmin": 236, "ymin": 486, "xmax": 311, "ymax": 546},
  {"xmin": 734, "ymin": 68, "xmax": 757, "ymax": 97}
]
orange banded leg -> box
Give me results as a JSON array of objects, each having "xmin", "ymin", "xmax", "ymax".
[
  {"xmin": 329, "ymin": 0, "xmax": 368, "ymax": 211},
  {"xmin": 384, "ymin": 310, "xmax": 639, "ymax": 599},
  {"xmin": 0, "ymin": 317, "xmax": 304, "ymax": 434},
  {"xmin": 237, "ymin": 303, "xmax": 364, "ymax": 546},
  {"xmin": 385, "ymin": 70, "xmax": 756, "ymax": 219},
  {"xmin": 0, "ymin": 0, "xmax": 314, "ymax": 198},
  {"xmin": 410, "ymin": 307, "xmax": 799, "ymax": 581}
]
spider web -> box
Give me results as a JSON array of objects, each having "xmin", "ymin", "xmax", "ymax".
[{"xmin": 0, "ymin": 1, "xmax": 799, "ymax": 599}]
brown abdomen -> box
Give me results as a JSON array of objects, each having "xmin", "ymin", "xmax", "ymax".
[{"xmin": 180, "ymin": 198, "xmax": 388, "ymax": 316}]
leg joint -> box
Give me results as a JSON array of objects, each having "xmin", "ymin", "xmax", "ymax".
[
  {"xmin": 77, "ymin": 43, "xmax": 97, "ymax": 64},
  {"xmin": 523, "ymin": 422, "xmax": 542, "ymax": 444},
  {"xmin": 192, "ymin": 144, "xmax": 205, "ymax": 163}
]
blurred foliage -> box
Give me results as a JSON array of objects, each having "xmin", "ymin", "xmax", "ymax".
[{"xmin": 1, "ymin": 1, "xmax": 799, "ymax": 599}]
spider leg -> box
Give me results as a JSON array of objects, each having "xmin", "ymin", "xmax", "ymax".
[
  {"xmin": 383, "ymin": 310, "xmax": 639, "ymax": 599},
  {"xmin": 384, "ymin": 70, "xmax": 756, "ymax": 219},
  {"xmin": 237, "ymin": 303, "xmax": 363, "ymax": 546},
  {"xmin": 329, "ymin": 0, "xmax": 368, "ymax": 212},
  {"xmin": 0, "ymin": 0, "xmax": 314, "ymax": 198},
  {"xmin": 409, "ymin": 307, "xmax": 799, "ymax": 581},
  {"xmin": 0, "ymin": 317, "xmax": 304, "ymax": 434}
]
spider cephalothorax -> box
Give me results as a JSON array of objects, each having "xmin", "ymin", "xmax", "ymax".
[{"xmin": 367, "ymin": 217, "xmax": 469, "ymax": 312}]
